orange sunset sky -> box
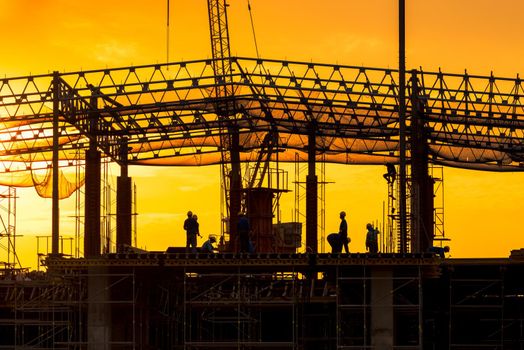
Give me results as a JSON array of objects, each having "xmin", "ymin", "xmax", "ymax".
[{"xmin": 1, "ymin": 0, "xmax": 524, "ymax": 268}]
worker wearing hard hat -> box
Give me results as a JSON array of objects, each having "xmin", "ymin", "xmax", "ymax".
[
  {"xmin": 201, "ymin": 235, "xmax": 217, "ymax": 253},
  {"xmin": 339, "ymin": 211, "xmax": 350, "ymax": 253}
]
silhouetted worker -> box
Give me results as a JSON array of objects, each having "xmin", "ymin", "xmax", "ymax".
[
  {"xmin": 365, "ymin": 223, "xmax": 379, "ymax": 253},
  {"xmin": 429, "ymin": 245, "xmax": 450, "ymax": 258},
  {"xmin": 327, "ymin": 233, "xmax": 343, "ymax": 253},
  {"xmin": 238, "ymin": 212, "xmax": 251, "ymax": 253},
  {"xmin": 383, "ymin": 163, "xmax": 397, "ymax": 184},
  {"xmin": 183, "ymin": 211, "xmax": 194, "ymax": 252},
  {"xmin": 193, "ymin": 214, "xmax": 201, "ymax": 236},
  {"xmin": 183, "ymin": 211, "xmax": 200, "ymax": 253},
  {"xmin": 338, "ymin": 211, "xmax": 350, "ymax": 253},
  {"xmin": 201, "ymin": 235, "xmax": 217, "ymax": 253}
]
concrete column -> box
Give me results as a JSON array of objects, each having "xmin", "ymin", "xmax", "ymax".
[
  {"xmin": 116, "ymin": 175, "xmax": 132, "ymax": 251},
  {"xmin": 84, "ymin": 148, "xmax": 101, "ymax": 257},
  {"xmin": 117, "ymin": 139, "xmax": 132, "ymax": 252},
  {"xmin": 87, "ymin": 267, "xmax": 111, "ymax": 350},
  {"xmin": 371, "ymin": 267, "xmax": 394, "ymax": 349},
  {"xmin": 306, "ymin": 127, "xmax": 318, "ymax": 253},
  {"xmin": 84, "ymin": 93, "xmax": 101, "ymax": 257}
]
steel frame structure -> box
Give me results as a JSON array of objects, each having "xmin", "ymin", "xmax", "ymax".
[
  {"xmin": 2, "ymin": 58, "xmax": 524, "ymax": 172},
  {"xmin": 2, "ymin": 57, "xmax": 524, "ymax": 257}
]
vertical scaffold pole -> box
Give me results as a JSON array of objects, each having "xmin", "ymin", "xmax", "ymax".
[
  {"xmin": 398, "ymin": 0, "xmax": 408, "ymax": 253},
  {"xmin": 52, "ymin": 71, "xmax": 60, "ymax": 255}
]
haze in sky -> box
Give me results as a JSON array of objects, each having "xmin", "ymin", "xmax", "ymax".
[{"xmin": 1, "ymin": 0, "xmax": 524, "ymax": 268}]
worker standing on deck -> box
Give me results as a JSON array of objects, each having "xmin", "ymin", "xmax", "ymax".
[
  {"xmin": 338, "ymin": 211, "xmax": 350, "ymax": 253},
  {"xmin": 193, "ymin": 214, "xmax": 201, "ymax": 236},
  {"xmin": 365, "ymin": 223, "xmax": 379, "ymax": 253},
  {"xmin": 183, "ymin": 211, "xmax": 194, "ymax": 252},
  {"xmin": 184, "ymin": 211, "xmax": 201, "ymax": 253}
]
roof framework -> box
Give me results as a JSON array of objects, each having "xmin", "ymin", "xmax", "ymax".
[{"xmin": 1, "ymin": 57, "xmax": 524, "ymax": 175}]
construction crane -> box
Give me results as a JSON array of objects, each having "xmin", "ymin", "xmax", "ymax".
[
  {"xmin": 207, "ymin": 0, "xmax": 282, "ymax": 252},
  {"xmin": 206, "ymin": 0, "xmax": 242, "ymax": 250}
]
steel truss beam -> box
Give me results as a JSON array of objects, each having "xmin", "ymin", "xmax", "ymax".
[{"xmin": 1, "ymin": 58, "xmax": 524, "ymax": 173}]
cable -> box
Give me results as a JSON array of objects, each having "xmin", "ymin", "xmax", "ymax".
[
  {"xmin": 166, "ymin": 0, "xmax": 170, "ymax": 67},
  {"xmin": 247, "ymin": 0, "xmax": 260, "ymax": 58}
]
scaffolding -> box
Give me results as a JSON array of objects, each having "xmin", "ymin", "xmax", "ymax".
[
  {"xmin": 430, "ymin": 166, "xmax": 448, "ymax": 246},
  {"xmin": 183, "ymin": 271, "xmax": 298, "ymax": 348},
  {"xmin": 384, "ymin": 168, "xmax": 397, "ymax": 253},
  {"xmin": 384, "ymin": 165, "xmax": 447, "ymax": 254},
  {"xmin": 0, "ymin": 254, "xmax": 523, "ymax": 349},
  {"xmin": 335, "ymin": 266, "xmax": 423, "ymax": 349},
  {"xmin": 36, "ymin": 236, "xmax": 74, "ymax": 270},
  {"xmin": 294, "ymin": 153, "xmax": 329, "ymax": 253},
  {"xmin": 0, "ymin": 268, "xmax": 136, "ymax": 349},
  {"xmin": 384, "ymin": 165, "xmax": 412, "ymax": 253},
  {"xmin": 420, "ymin": 260, "xmax": 524, "ymax": 349},
  {"xmin": 0, "ymin": 187, "xmax": 19, "ymax": 270}
]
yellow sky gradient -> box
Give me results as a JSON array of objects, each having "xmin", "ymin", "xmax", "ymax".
[{"xmin": 2, "ymin": 0, "xmax": 524, "ymax": 268}]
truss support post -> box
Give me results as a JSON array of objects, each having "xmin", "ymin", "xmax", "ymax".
[
  {"xmin": 306, "ymin": 126, "xmax": 318, "ymax": 253},
  {"xmin": 84, "ymin": 94, "xmax": 101, "ymax": 257},
  {"xmin": 52, "ymin": 71, "xmax": 60, "ymax": 256},
  {"xmin": 229, "ymin": 128, "xmax": 242, "ymax": 250},
  {"xmin": 410, "ymin": 70, "xmax": 434, "ymax": 253},
  {"xmin": 117, "ymin": 138, "xmax": 132, "ymax": 252}
]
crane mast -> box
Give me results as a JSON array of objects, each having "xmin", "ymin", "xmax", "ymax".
[
  {"xmin": 207, "ymin": 0, "xmax": 233, "ymax": 96},
  {"xmin": 207, "ymin": 0, "xmax": 241, "ymax": 250}
]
